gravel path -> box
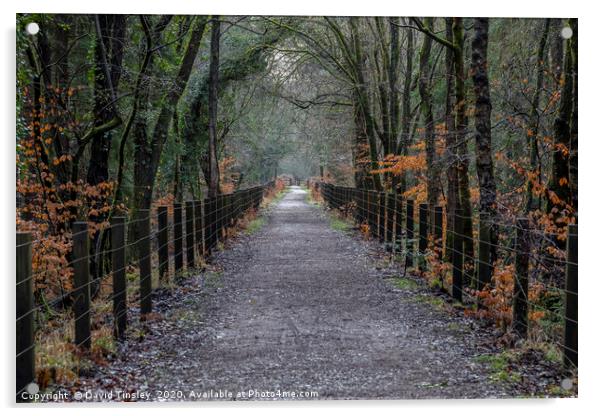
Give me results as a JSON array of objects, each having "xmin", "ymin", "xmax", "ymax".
[{"xmin": 65, "ymin": 187, "xmax": 529, "ymax": 401}]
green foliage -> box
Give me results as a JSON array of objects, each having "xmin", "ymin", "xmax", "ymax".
[
  {"xmin": 204, "ymin": 271, "xmax": 223, "ymax": 289},
  {"xmin": 411, "ymin": 294, "xmax": 446, "ymax": 310},
  {"xmin": 245, "ymin": 217, "xmax": 266, "ymax": 235},
  {"xmin": 329, "ymin": 217, "xmax": 351, "ymax": 232},
  {"xmin": 475, "ymin": 352, "xmax": 521, "ymax": 384},
  {"xmin": 390, "ymin": 276, "xmax": 419, "ymax": 290},
  {"xmin": 270, "ymin": 189, "xmax": 287, "ymax": 205}
]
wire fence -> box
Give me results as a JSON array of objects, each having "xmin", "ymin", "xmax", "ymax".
[
  {"xmin": 317, "ymin": 181, "xmax": 577, "ymax": 371},
  {"xmin": 15, "ymin": 181, "xmax": 275, "ymax": 399}
]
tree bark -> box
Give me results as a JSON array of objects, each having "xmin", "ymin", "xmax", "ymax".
[
  {"xmin": 349, "ymin": 18, "xmax": 382, "ymax": 191},
  {"xmin": 52, "ymin": 15, "xmax": 72, "ymax": 190},
  {"xmin": 398, "ymin": 24, "xmax": 414, "ymax": 194},
  {"xmin": 549, "ymin": 19, "xmax": 573, "ymax": 214},
  {"xmin": 207, "ymin": 16, "xmax": 221, "ymax": 198},
  {"xmin": 443, "ymin": 18, "xmax": 457, "ymax": 262},
  {"xmin": 568, "ymin": 19, "xmax": 577, "ymax": 213},
  {"xmin": 452, "ymin": 17, "xmax": 474, "ymax": 282},
  {"xmin": 352, "ymin": 95, "xmax": 371, "ymax": 189},
  {"xmin": 132, "ymin": 16, "xmax": 208, "ymax": 215},
  {"xmin": 184, "ymin": 24, "xmax": 283, "ymax": 193},
  {"xmin": 86, "ymin": 15, "xmax": 126, "ymax": 187},
  {"xmin": 549, "ymin": 19, "xmax": 564, "ymax": 87},
  {"xmin": 85, "ymin": 15, "xmax": 126, "ymax": 295},
  {"xmin": 525, "ymin": 19, "xmax": 550, "ymax": 213},
  {"xmin": 471, "ymin": 17, "xmax": 498, "ymax": 266},
  {"xmin": 418, "ymin": 17, "xmax": 441, "ymax": 226},
  {"xmin": 388, "ymin": 18, "xmax": 400, "ymax": 156}
]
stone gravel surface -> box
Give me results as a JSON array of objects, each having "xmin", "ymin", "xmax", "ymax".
[{"xmin": 59, "ymin": 187, "xmax": 547, "ymax": 401}]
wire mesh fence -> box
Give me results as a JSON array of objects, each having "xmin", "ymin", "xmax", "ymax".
[
  {"xmin": 15, "ymin": 181, "xmax": 274, "ymax": 398},
  {"xmin": 319, "ymin": 182, "xmax": 577, "ymax": 370}
]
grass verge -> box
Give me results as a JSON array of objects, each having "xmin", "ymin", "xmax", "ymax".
[
  {"xmin": 475, "ymin": 352, "xmax": 521, "ymax": 384},
  {"xmin": 388, "ymin": 276, "xmax": 419, "ymax": 290},
  {"xmin": 330, "ymin": 217, "xmax": 351, "ymax": 232},
  {"xmin": 245, "ymin": 217, "xmax": 266, "ymax": 235}
]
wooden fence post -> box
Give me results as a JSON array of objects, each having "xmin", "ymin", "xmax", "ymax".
[
  {"xmin": 363, "ymin": 190, "xmax": 369, "ymax": 226},
  {"xmin": 185, "ymin": 201, "xmax": 195, "ymax": 268},
  {"xmin": 226, "ymin": 193, "xmax": 233, "ymax": 229},
  {"xmin": 210, "ymin": 197, "xmax": 218, "ymax": 249},
  {"xmin": 228, "ymin": 193, "xmax": 233, "ymax": 230},
  {"xmin": 72, "ymin": 221, "xmax": 91, "ymax": 349},
  {"xmin": 194, "ymin": 200, "xmax": 203, "ymax": 256},
  {"xmin": 564, "ymin": 223, "xmax": 578, "ymax": 368},
  {"xmin": 353, "ymin": 189, "xmax": 361, "ymax": 224},
  {"xmin": 217, "ymin": 194, "xmax": 226, "ymax": 234},
  {"xmin": 405, "ymin": 199, "xmax": 415, "ymax": 269},
  {"xmin": 173, "ymin": 203, "xmax": 183, "ymax": 276},
  {"xmin": 16, "ymin": 232, "xmax": 34, "ymax": 397},
  {"xmin": 331, "ymin": 185, "xmax": 336, "ymax": 208},
  {"xmin": 452, "ymin": 208, "xmax": 464, "ymax": 302},
  {"xmin": 138, "ymin": 210, "xmax": 152, "ymax": 315},
  {"xmin": 157, "ymin": 206, "xmax": 169, "ymax": 281},
  {"xmin": 371, "ymin": 191, "xmax": 378, "ymax": 238},
  {"xmin": 254, "ymin": 187, "xmax": 262, "ymax": 208},
  {"xmin": 395, "ymin": 195, "xmax": 403, "ymax": 253},
  {"xmin": 329, "ymin": 185, "xmax": 334, "ymax": 208},
  {"xmin": 231, "ymin": 193, "xmax": 236, "ymax": 225},
  {"xmin": 366, "ymin": 191, "xmax": 372, "ymax": 235},
  {"xmin": 203, "ymin": 198, "xmax": 211, "ymax": 255},
  {"xmin": 111, "ymin": 217, "xmax": 127, "ymax": 339},
  {"xmin": 386, "ymin": 193, "xmax": 395, "ymax": 247},
  {"xmin": 512, "ymin": 217, "xmax": 530, "ymax": 338},
  {"xmin": 477, "ymin": 217, "xmax": 492, "ymax": 291},
  {"xmin": 419, "ymin": 203, "xmax": 428, "ymax": 270},
  {"xmin": 216, "ymin": 196, "xmax": 222, "ymax": 242},
  {"xmin": 434, "ymin": 206, "xmax": 445, "ymax": 293},
  {"xmin": 232, "ymin": 192, "xmax": 239, "ymax": 223},
  {"xmin": 378, "ymin": 192, "xmax": 386, "ymax": 242},
  {"xmin": 212, "ymin": 196, "xmax": 219, "ymax": 248},
  {"xmin": 356, "ymin": 189, "xmax": 362, "ymax": 223}
]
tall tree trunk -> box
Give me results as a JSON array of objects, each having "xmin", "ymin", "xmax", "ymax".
[
  {"xmin": 131, "ymin": 15, "xmax": 207, "ymax": 254},
  {"xmin": 172, "ymin": 110, "xmax": 183, "ymax": 202},
  {"xmin": 132, "ymin": 16, "xmax": 207, "ymax": 215},
  {"xmin": 52, "ymin": 15, "xmax": 72, "ymax": 191},
  {"xmin": 370, "ymin": 17, "xmax": 399, "ymax": 189},
  {"xmin": 86, "ymin": 14, "xmax": 126, "ymax": 187},
  {"xmin": 398, "ymin": 24, "xmax": 414, "ymax": 194},
  {"xmin": 471, "ymin": 18, "xmax": 498, "ymax": 268},
  {"xmin": 443, "ymin": 18, "xmax": 457, "ymax": 262},
  {"xmin": 86, "ymin": 14, "xmax": 126, "ymax": 295},
  {"xmin": 114, "ymin": 15, "xmax": 174, "ymax": 208},
  {"xmin": 549, "ymin": 19, "xmax": 564, "ymax": 87},
  {"xmin": 352, "ymin": 95, "xmax": 371, "ymax": 189},
  {"xmin": 418, "ymin": 17, "xmax": 441, "ymax": 228},
  {"xmin": 568, "ymin": 19, "xmax": 577, "ymax": 214},
  {"xmin": 349, "ymin": 18, "xmax": 382, "ymax": 191},
  {"xmin": 549, "ymin": 20, "xmax": 573, "ymax": 215},
  {"xmin": 186, "ymin": 27, "xmax": 283, "ymax": 193},
  {"xmin": 525, "ymin": 19, "xmax": 550, "ymax": 213},
  {"xmin": 388, "ymin": 18, "xmax": 400, "ymax": 156},
  {"xmin": 452, "ymin": 17, "xmax": 475, "ymax": 282},
  {"xmin": 373, "ymin": 18, "xmax": 391, "ymax": 159},
  {"xmin": 207, "ymin": 16, "xmax": 221, "ymax": 198}
]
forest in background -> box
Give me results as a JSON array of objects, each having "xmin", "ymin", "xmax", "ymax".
[{"xmin": 16, "ymin": 15, "xmax": 577, "ymax": 383}]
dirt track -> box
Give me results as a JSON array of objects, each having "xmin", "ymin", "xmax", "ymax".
[{"xmin": 62, "ymin": 187, "xmax": 545, "ymax": 401}]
